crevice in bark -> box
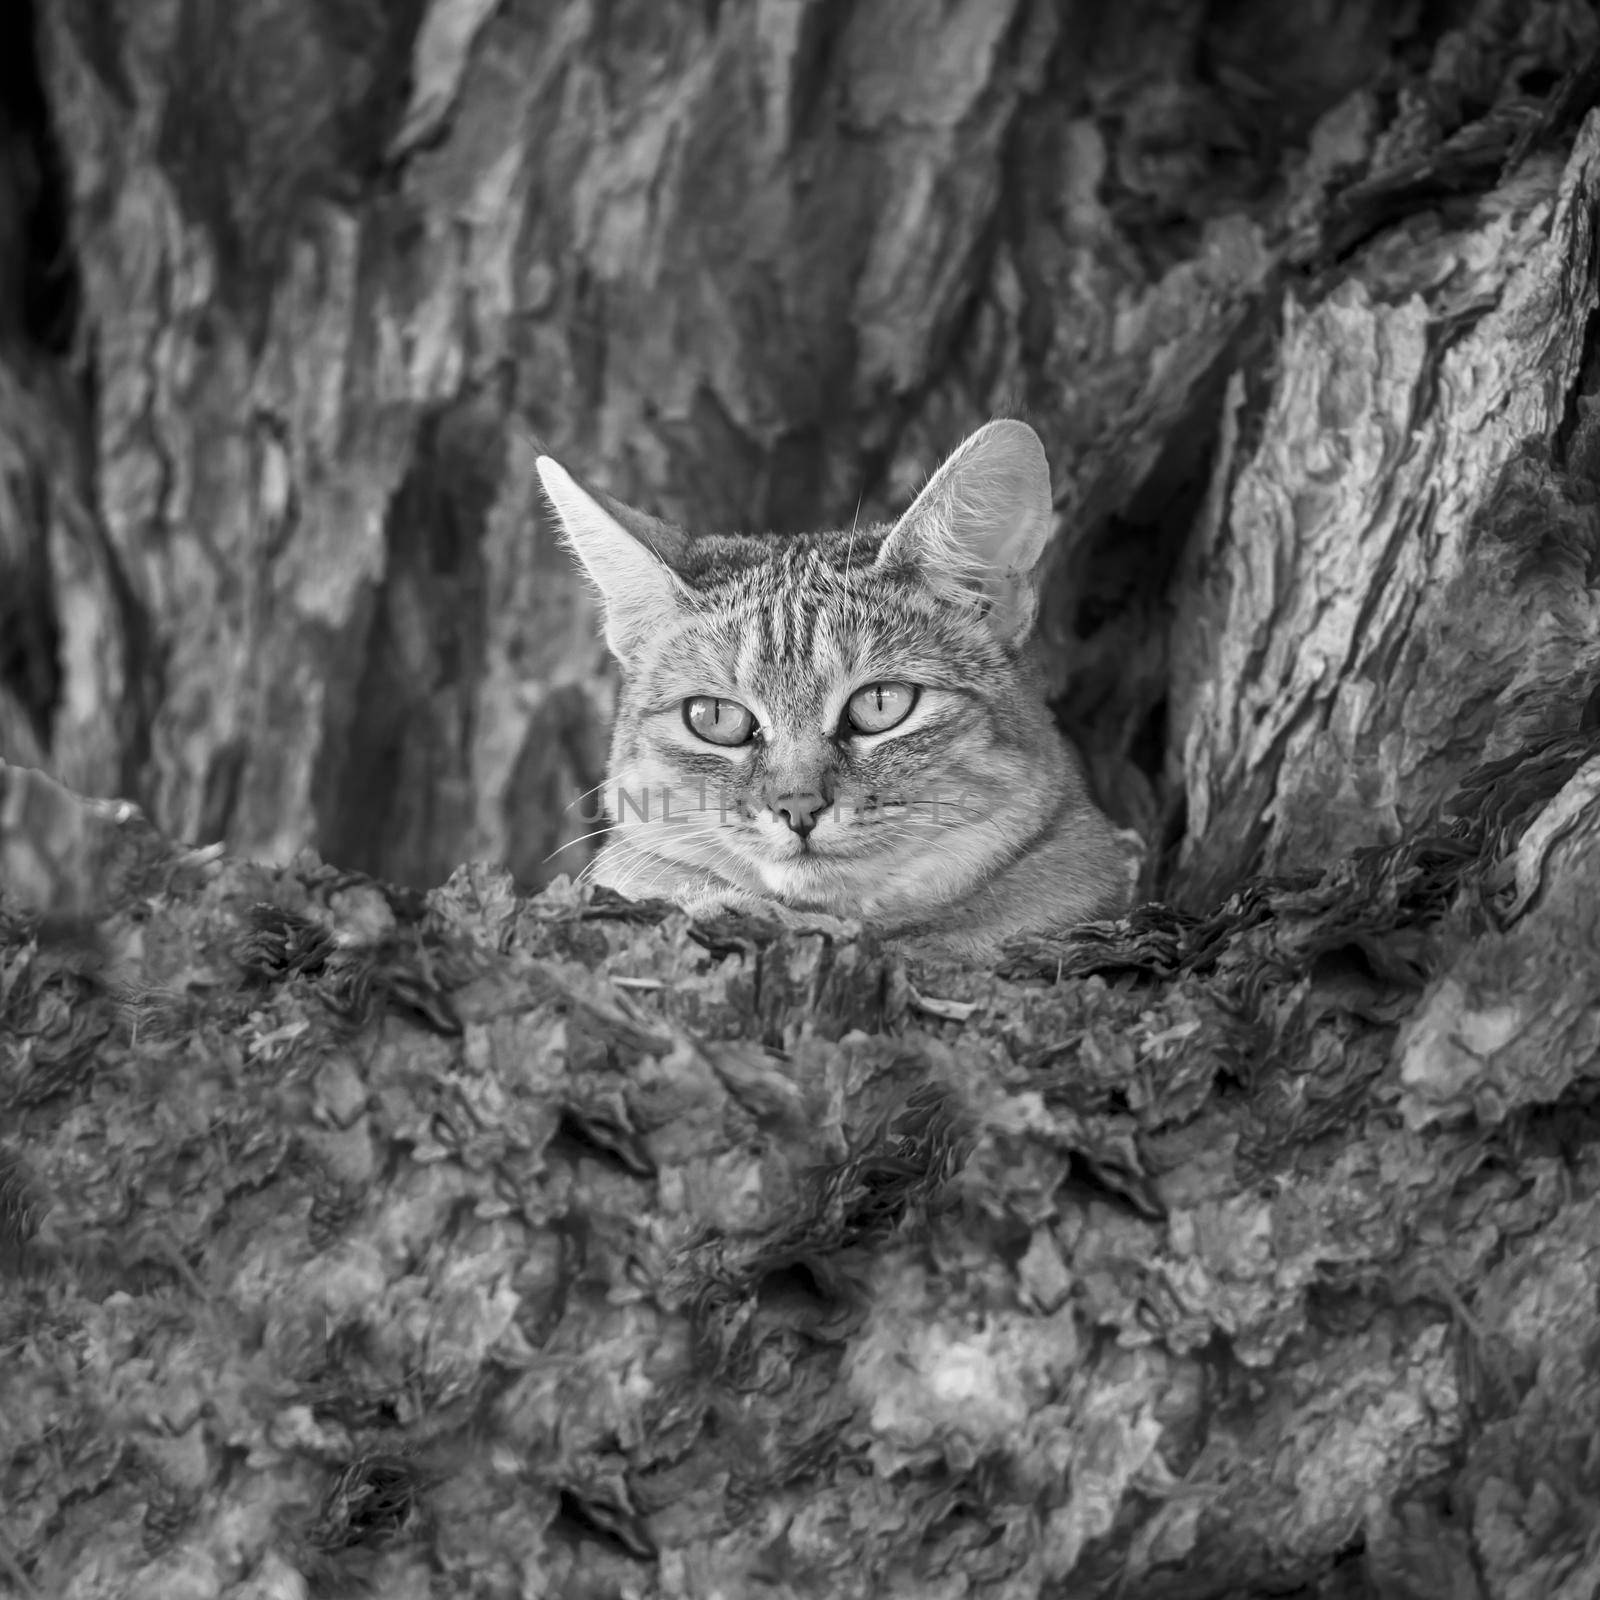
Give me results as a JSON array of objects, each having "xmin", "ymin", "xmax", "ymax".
[
  {"xmin": 313, "ymin": 404, "xmax": 498, "ymax": 887},
  {"xmin": 782, "ymin": 0, "xmax": 853, "ymax": 148},
  {"xmin": 0, "ymin": 0, "xmax": 80, "ymax": 762},
  {"xmin": 1046, "ymin": 344, "xmax": 1238, "ymax": 848},
  {"xmin": 1554, "ymin": 288, "xmax": 1600, "ymax": 476},
  {"xmin": 196, "ymin": 736, "xmax": 248, "ymax": 846},
  {"xmin": 0, "ymin": 460, "xmax": 60, "ymax": 760},
  {"xmin": 0, "ymin": 0, "xmax": 79, "ymax": 355}
]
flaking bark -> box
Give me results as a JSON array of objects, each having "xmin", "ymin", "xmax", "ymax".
[{"xmin": 3, "ymin": 737, "xmax": 1600, "ymax": 1598}]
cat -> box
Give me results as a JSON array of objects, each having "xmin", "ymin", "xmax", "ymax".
[{"xmin": 536, "ymin": 420, "xmax": 1137, "ymax": 961}]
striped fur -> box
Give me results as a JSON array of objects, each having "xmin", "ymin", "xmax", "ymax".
[{"xmin": 538, "ymin": 422, "xmax": 1135, "ymax": 960}]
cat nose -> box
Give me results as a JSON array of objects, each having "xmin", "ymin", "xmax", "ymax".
[{"xmin": 770, "ymin": 791, "xmax": 829, "ymax": 838}]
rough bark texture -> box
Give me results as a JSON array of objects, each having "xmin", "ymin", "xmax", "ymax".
[
  {"xmin": 5, "ymin": 0, "xmax": 1600, "ymax": 1597},
  {"xmin": 4, "ymin": 734, "xmax": 1600, "ymax": 1599}
]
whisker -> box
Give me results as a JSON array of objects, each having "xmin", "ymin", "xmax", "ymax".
[
  {"xmin": 540, "ymin": 823, "xmax": 631, "ymax": 867},
  {"xmin": 630, "ymin": 851, "xmax": 730, "ymax": 902},
  {"xmin": 578, "ymin": 818, "xmax": 750, "ymax": 900},
  {"xmin": 563, "ymin": 777, "xmax": 615, "ymax": 818},
  {"xmin": 843, "ymin": 494, "xmax": 863, "ymax": 575},
  {"xmin": 551, "ymin": 808, "xmax": 754, "ymax": 864}
]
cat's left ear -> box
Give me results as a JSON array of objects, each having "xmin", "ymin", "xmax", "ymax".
[
  {"xmin": 875, "ymin": 419, "xmax": 1055, "ymax": 643},
  {"xmin": 536, "ymin": 457, "xmax": 689, "ymax": 660}
]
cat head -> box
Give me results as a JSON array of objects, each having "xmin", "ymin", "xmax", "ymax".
[{"xmin": 536, "ymin": 421, "xmax": 1075, "ymax": 920}]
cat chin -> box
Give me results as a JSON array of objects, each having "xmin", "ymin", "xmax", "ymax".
[
  {"xmin": 748, "ymin": 848, "xmax": 943, "ymax": 914},
  {"xmin": 752, "ymin": 855, "xmax": 839, "ymax": 902}
]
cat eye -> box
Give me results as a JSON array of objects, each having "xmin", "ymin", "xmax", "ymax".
[
  {"xmin": 845, "ymin": 682, "xmax": 918, "ymax": 735},
  {"xmin": 683, "ymin": 696, "xmax": 757, "ymax": 746}
]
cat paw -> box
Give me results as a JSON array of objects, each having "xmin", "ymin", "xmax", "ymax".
[
  {"xmin": 675, "ymin": 884, "xmax": 765, "ymax": 921},
  {"xmin": 675, "ymin": 885, "xmax": 864, "ymax": 943}
]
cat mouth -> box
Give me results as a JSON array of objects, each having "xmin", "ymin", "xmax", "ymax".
[
  {"xmin": 758, "ymin": 827, "xmax": 892, "ymax": 869},
  {"xmin": 763, "ymin": 832, "xmax": 826, "ymax": 861}
]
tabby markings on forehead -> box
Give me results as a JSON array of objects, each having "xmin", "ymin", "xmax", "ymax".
[
  {"xmin": 630, "ymin": 527, "xmax": 1032, "ymax": 745},
  {"xmin": 734, "ymin": 627, "xmax": 764, "ymax": 692}
]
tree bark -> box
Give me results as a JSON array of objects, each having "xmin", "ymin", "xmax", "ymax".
[
  {"xmin": 4, "ymin": 0, "xmax": 1600, "ymax": 1597},
  {"xmin": 4, "ymin": 727, "xmax": 1600, "ymax": 1598}
]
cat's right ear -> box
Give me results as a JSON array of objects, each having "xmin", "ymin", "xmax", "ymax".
[
  {"xmin": 535, "ymin": 457, "xmax": 688, "ymax": 659},
  {"xmin": 874, "ymin": 419, "xmax": 1055, "ymax": 643}
]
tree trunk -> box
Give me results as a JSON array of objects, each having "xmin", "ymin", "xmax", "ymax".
[
  {"xmin": 4, "ymin": 0, "xmax": 1600, "ymax": 1596},
  {"xmin": 4, "ymin": 0, "xmax": 1591, "ymax": 896}
]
